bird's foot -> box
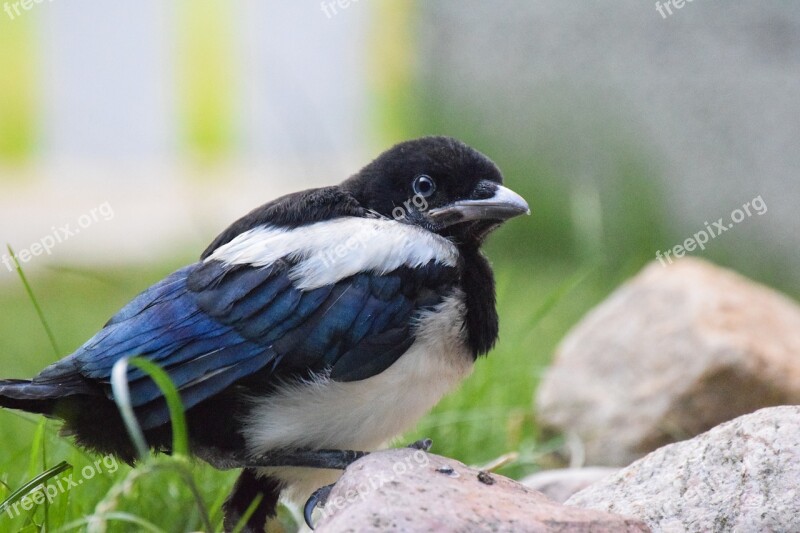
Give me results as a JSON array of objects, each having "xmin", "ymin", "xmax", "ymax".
[
  {"xmin": 302, "ymin": 440, "xmax": 431, "ymax": 529},
  {"xmin": 303, "ymin": 483, "xmax": 334, "ymax": 529}
]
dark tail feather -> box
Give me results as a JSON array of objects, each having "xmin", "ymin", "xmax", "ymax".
[
  {"xmin": 223, "ymin": 469, "xmax": 281, "ymax": 533},
  {"xmin": 1, "ymin": 375, "xmax": 147, "ymax": 462},
  {"xmin": 0, "ymin": 379, "xmax": 63, "ymax": 415},
  {"xmin": 1, "ymin": 357, "xmax": 98, "ymax": 416}
]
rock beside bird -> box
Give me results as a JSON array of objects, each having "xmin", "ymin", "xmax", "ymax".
[
  {"xmin": 566, "ymin": 406, "xmax": 800, "ymax": 532},
  {"xmin": 536, "ymin": 257, "xmax": 800, "ymax": 466},
  {"xmin": 313, "ymin": 448, "xmax": 650, "ymax": 533}
]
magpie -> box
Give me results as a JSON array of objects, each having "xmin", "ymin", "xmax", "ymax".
[{"xmin": 0, "ymin": 136, "xmax": 528, "ymax": 532}]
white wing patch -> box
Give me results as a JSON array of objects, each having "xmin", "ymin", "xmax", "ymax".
[{"xmin": 205, "ymin": 217, "xmax": 459, "ymax": 290}]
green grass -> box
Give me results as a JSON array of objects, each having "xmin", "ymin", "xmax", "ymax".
[{"xmin": 0, "ymin": 251, "xmax": 615, "ymax": 531}]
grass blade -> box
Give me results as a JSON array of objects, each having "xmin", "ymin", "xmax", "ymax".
[
  {"xmin": 0, "ymin": 461, "xmax": 72, "ymax": 519},
  {"xmin": 125, "ymin": 358, "xmax": 189, "ymax": 458},
  {"xmin": 231, "ymin": 494, "xmax": 263, "ymax": 533},
  {"xmin": 6, "ymin": 244, "xmax": 60, "ymax": 356},
  {"xmin": 58, "ymin": 511, "xmax": 168, "ymax": 533},
  {"xmin": 154, "ymin": 462, "xmax": 213, "ymax": 533},
  {"xmin": 0, "ymin": 410, "xmax": 96, "ymax": 462},
  {"xmin": 110, "ymin": 358, "xmax": 149, "ymax": 460},
  {"xmin": 524, "ymin": 261, "xmax": 598, "ymax": 331},
  {"xmin": 109, "ymin": 358, "xmax": 212, "ymax": 530}
]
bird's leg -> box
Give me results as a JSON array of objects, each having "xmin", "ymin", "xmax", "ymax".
[
  {"xmin": 301, "ymin": 438, "xmax": 434, "ymax": 529},
  {"xmin": 229, "ymin": 438, "xmax": 432, "ymax": 470},
  {"xmin": 219, "ymin": 440, "xmax": 434, "ymax": 529},
  {"xmin": 240, "ymin": 448, "xmax": 371, "ymax": 469},
  {"xmin": 220, "ymin": 449, "xmax": 366, "ymax": 530}
]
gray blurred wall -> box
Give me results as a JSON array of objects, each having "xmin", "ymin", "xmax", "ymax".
[{"xmin": 417, "ymin": 1, "xmax": 799, "ymax": 275}]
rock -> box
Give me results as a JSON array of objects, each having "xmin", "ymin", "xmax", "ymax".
[
  {"xmin": 535, "ymin": 258, "xmax": 800, "ymax": 466},
  {"xmin": 521, "ymin": 467, "xmax": 619, "ymax": 503},
  {"xmin": 566, "ymin": 406, "xmax": 800, "ymax": 532},
  {"xmin": 314, "ymin": 449, "xmax": 650, "ymax": 532}
]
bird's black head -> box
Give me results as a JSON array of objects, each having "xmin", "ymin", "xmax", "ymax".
[{"xmin": 342, "ymin": 136, "xmax": 529, "ymax": 246}]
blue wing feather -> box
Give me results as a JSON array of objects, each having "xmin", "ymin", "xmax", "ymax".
[
  {"xmin": 63, "ymin": 254, "xmax": 456, "ymax": 429},
  {"xmin": 104, "ymin": 266, "xmax": 195, "ymax": 327}
]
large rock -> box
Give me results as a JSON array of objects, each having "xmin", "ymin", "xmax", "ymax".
[
  {"xmin": 315, "ymin": 449, "xmax": 650, "ymax": 532},
  {"xmin": 521, "ymin": 467, "xmax": 619, "ymax": 503},
  {"xmin": 536, "ymin": 258, "xmax": 800, "ymax": 466},
  {"xmin": 566, "ymin": 406, "xmax": 800, "ymax": 532}
]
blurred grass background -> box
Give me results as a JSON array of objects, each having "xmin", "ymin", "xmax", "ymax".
[{"xmin": 1, "ymin": 1, "xmax": 798, "ymax": 531}]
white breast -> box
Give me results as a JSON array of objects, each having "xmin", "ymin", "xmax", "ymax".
[{"xmin": 242, "ymin": 291, "xmax": 473, "ymax": 501}]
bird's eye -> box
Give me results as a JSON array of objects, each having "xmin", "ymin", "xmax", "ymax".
[{"xmin": 412, "ymin": 175, "xmax": 436, "ymax": 198}]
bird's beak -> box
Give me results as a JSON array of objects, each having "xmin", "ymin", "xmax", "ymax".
[{"xmin": 428, "ymin": 182, "xmax": 530, "ymax": 227}]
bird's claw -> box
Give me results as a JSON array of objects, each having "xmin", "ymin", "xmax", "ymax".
[
  {"xmin": 407, "ymin": 438, "xmax": 433, "ymax": 451},
  {"xmin": 303, "ymin": 483, "xmax": 334, "ymax": 530},
  {"xmin": 302, "ymin": 440, "xmax": 430, "ymax": 528}
]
